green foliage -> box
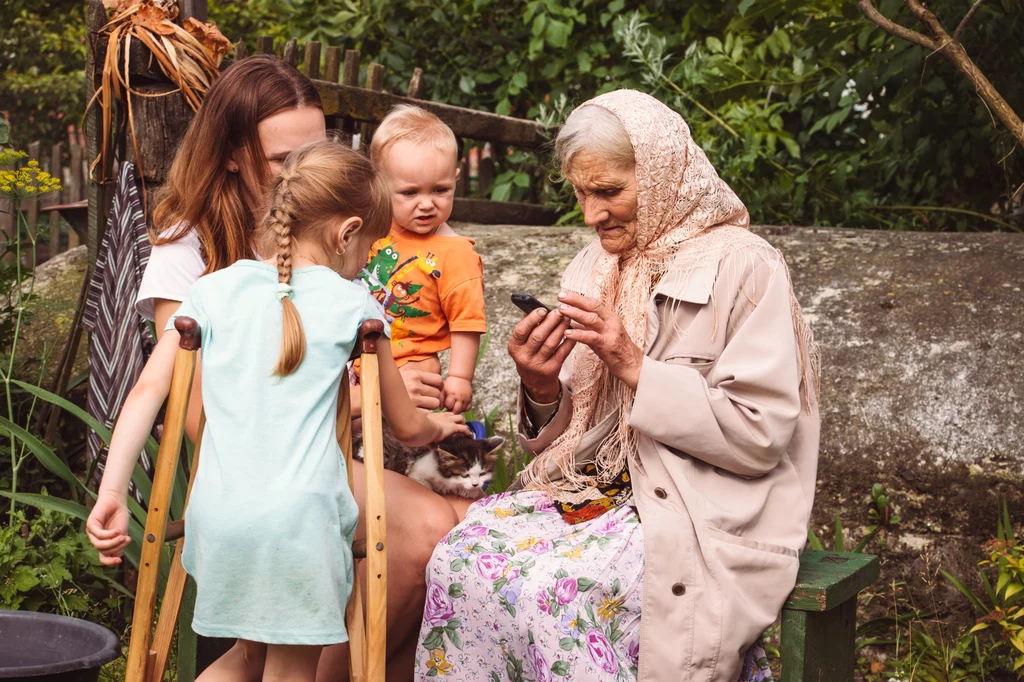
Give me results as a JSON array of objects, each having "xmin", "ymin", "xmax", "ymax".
[
  {"xmin": 611, "ymin": 2, "xmax": 1024, "ymax": 231},
  {"xmin": 808, "ymin": 482, "xmax": 900, "ymax": 553},
  {"xmin": 0, "ymin": 0, "xmax": 87, "ymax": 151},
  {"xmin": 0, "ymin": 499, "xmax": 124, "ymax": 629}
]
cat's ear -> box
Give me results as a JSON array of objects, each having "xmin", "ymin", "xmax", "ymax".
[{"xmin": 483, "ymin": 436, "xmax": 505, "ymax": 454}]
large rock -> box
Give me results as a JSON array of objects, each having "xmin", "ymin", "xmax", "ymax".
[
  {"xmin": 15, "ymin": 246, "xmax": 89, "ymax": 386},
  {"xmin": 457, "ymin": 223, "xmax": 1024, "ymax": 541}
]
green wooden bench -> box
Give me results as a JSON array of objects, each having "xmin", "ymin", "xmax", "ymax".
[
  {"xmin": 780, "ymin": 551, "xmax": 880, "ymax": 682},
  {"xmin": 177, "ymin": 550, "xmax": 878, "ymax": 682}
]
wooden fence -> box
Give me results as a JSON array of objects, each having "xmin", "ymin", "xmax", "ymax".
[{"xmin": 0, "ymin": 129, "xmax": 87, "ymax": 265}]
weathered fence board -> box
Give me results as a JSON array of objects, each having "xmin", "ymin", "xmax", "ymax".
[{"xmin": 313, "ymin": 80, "xmax": 548, "ymax": 149}]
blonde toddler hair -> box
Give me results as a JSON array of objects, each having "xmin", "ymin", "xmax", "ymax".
[
  {"xmin": 369, "ymin": 104, "xmax": 459, "ymax": 167},
  {"xmin": 263, "ymin": 139, "xmax": 393, "ymax": 376}
]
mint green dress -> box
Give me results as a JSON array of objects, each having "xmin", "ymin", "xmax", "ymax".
[{"xmin": 168, "ymin": 261, "xmax": 387, "ymax": 645}]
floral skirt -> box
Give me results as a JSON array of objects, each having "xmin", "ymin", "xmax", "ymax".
[{"xmin": 415, "ymin": 490, "xmax": 773, "ymax": 682}]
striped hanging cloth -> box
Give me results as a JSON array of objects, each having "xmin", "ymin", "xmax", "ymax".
[{"xmin": 82, "ymin": 161, "xmax": 155, "ymax": 485}]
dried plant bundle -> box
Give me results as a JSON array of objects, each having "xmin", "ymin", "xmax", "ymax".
[{"xmin": 89, "ymin": 0, "xmax": 232, "ymax": 184}]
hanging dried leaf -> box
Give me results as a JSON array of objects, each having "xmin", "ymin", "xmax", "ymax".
[
  {"xmin": 184, "ymin": 18, "xmax": 232, "ymax": 68},
  {"xmin": 133, "ymin": 3, "xmax": 177, "ymax": 36}
]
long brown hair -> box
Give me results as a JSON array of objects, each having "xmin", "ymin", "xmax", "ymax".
[
  {"xmin": 153, "ymin": 56, "xmax": 322, "ymax": 274},
  {"xmin": 266, "ymin": 140, "xmax": 393, "ymax": 376}
]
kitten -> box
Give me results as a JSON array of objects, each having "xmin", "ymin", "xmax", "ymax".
[{"xmin": 353, "ymin": 426, "xmax": 505, "ymax": 499}]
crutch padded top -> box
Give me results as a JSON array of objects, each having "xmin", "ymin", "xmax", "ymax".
[
  {"xmin": 358, "ymin": 319, "xmax": 385, "ymax": 355},
  {"xmin": 175, "ymin": 316, "xmax": 202, "ymax": 351}
]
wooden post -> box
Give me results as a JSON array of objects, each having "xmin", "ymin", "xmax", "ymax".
[
  {"xmin": 303, "ymin": 41, "xmax": 321, "ymax": 80},
  {"xmin": 780, "ymin": 600, "xmax": 857, "ymax": 682},
  {"xmin": 283, "ymin": 38, "xmax": 299, "ymax": 67},
  {"xmin": 324, "ymin": 47, "xmax": 342, "ymax": 83},
  {"xmin": 68, "ymin": 142, "xmax": 83, "ymax": 249},
  {"xmin": 342, "ymin": 49, "xmax": 361, "ymax": 86},
  {"xmin": 257, "ymin": 36, "xmax": 274, "ymax": 55},
  {"xmin": 86, "ymin": 0, "xmax": 113, "ymax": 271},
  {"xmin": 47, "ymin": 143, "xmax": 63, "ymax": 260},
  {"xmin": 407, "ymin": 67, "xmax": 425, "ymax": 99},
  {"xmin": 342, "ymin": 50, "xmax": 361, "ymax": 139},
  {"xmin": 179, "ymin": 0, "xmax": 207, "ymax": 22},
  {"xmin": 360, "ymin": 63, "xmax": 386, "ymax": 150},
  {"xmin": 478, "ymin": 144, "xmax": 495, "ymax": 198},
  {"xmin": 455, "ymin": 140, "xmax": 468, "ymax": 198},
  {"xmin": 234, "ymin": 41, "xmax": 247, "ymax": 60}
]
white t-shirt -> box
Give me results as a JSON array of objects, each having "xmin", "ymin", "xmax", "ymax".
[{"xmin": 135, "ymin": 227, "xmax": 206, "ymax": 321}]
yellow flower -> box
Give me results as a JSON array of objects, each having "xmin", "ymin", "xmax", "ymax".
[
  {"xmin": 425, "ymin": 648, "xmax": 452, "ymax": 675},
  {"xmin": 27, "ymin": 160, "xmax": 39, "ymax": 168},
  {"xmin": 0, "ymin": 186, "xmax": 9, "ymax": 193},
  {"xmin": 494, "ymin": 507, "xmax": 515, "ymax": 519},
  {"xmin": 561, "ymin": 546, "xmax": 584, "ymax": 561},
  {"xmin": 597, "ymin": 597, "xmax": 625, "ymax": 622},
  {"xmin": 24, "ymin": 186, "xmax": 36, "ymax": 194},
  {"xmin": 517, "ymin": 537, "xmax": 543, "ymax": 551}
]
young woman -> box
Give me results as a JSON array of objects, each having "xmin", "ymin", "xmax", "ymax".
[{"xmin": 135, "ymin": 55, "xmax": 465, "ymax": 681}]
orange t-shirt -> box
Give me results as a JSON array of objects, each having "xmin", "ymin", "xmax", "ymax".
[{"xmin": 358, "ymin": 225, "xmax": 487, "ymax": 366}]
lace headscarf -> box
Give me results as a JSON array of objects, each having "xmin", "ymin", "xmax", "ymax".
[{"xmin": 519, "ymin": 90, "xmax": 819, "ymax": 501}]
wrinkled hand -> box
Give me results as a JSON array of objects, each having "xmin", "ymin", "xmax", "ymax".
[
  {"xmin": 508, "ymin": 307, "xmax": 576, "ymax": 403},
  {"xmin": 429, "ymin": 410, "xmax": 471, "ymax": 441},
  {"xmin": 401, "ymin": 368, "xmax": 445, "ymax": 411},
  {"xmin": 86, "ymin": 495, "xmax": 131, "ymax": 566},
  {"xmin": 557, "ymin": 291, "xmax": 643, "ymax": 390},
  {"xmin": 444, "ymin": 376, "xmax": 473, "ymax": 414}
]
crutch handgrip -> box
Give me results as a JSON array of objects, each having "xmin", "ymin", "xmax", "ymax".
[
  {"xmin": 358, "ymin": 319, "xmax": 384, "ymax": 354},
  {"xmin": 175, "ymin": 316, "xmax": 202, "ymax": 351}
]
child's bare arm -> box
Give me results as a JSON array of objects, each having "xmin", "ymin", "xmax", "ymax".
[
  {"xmin": 377, "ymin": 341, "xmax": 469, "ymax": 445},
  {"xmin": 444, "ymin": 331, "xmax": 481, "ymax": 413},
  {"xmin": 86, "ymin": 331, "xmax": 180, "ymax": 564}
]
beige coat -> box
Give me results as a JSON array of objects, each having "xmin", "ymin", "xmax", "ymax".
[{"xmin": 518, "ymin": 241, "xmax": 819, "ymax": 682}]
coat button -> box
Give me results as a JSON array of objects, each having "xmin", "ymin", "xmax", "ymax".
[
  {"xmin": 654, "ymin": 487, "xmax": 667, "ymax": 499},
  {"xmin": 672, "ymin": 583, "xmax": 686, "ymax": 596}
]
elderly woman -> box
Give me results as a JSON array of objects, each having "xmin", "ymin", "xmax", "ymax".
[{"xmin": 412, "ymin": 90, "xmax": 819, "ymax": 682}]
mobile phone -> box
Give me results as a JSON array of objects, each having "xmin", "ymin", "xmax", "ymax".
[{"xmin": 511, "ymin": 293, "xmax": 551, "ymax": 315}]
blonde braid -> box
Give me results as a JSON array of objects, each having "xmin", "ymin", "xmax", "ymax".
[{"xmin": 270, "ymin": 171, "xmax": 307, "ymax": 376}]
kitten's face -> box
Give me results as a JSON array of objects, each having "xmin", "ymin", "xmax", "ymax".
[{"xmin": 434, "ymin": 436, "xmax": 505, "ymax": 498}]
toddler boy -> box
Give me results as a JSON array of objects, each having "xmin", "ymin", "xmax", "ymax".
[{"xmin": 359, "ymin": 105, "xmax": 486, "ymax": 413}]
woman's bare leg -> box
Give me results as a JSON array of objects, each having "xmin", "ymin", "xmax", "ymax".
[
  {"xmin": 196, "ymin": 640, "xmax": 266, "ymax": 682},
  {"xmin": 263, "ymin": 644, "xmax": 322, "ymax": 682},
  {"xmin": 317, "ymin": 463, "xmax": 459, "ymax": 682},
  {"xmin": 445, "ymin": 496, "xmax": 474, "ymax": 522}
]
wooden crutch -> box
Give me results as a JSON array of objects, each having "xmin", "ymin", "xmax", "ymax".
[
  {"xmin": 339, "ymin": 319, "xmax": 388, "ymax": 682},
  {"xmin": 125, "ymin": 317, "xmax": 201, "ymax": 682}
]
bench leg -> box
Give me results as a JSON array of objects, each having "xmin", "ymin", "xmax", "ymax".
[{"xmin": 780, "ymin": 599, "xmax": 856, "ymax": 682}]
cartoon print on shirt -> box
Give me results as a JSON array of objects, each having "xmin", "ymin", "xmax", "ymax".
[{"xmin": 358, "ymin": 242, "xmax": 438, "ymax": 335}]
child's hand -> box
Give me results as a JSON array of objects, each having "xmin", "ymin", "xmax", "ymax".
[
  {"xmin": 86, "ymin": 495, "xmax": 131, "ymax": 566},
  {"xmin": 443, "ymin": 376, "xmax": 473, "ymax": 414},
  {"xmin": 429, "ymin": 411, "xmax": 472, "ymax": 441}
]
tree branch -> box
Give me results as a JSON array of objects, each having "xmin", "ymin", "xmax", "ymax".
[
  {"xmin": 857, "ymin": 0, "xmax": 935, "ymax": 51},
  {"xmin": 902, "ymin": 0, "xmax": 951, "ymax": 45},
  {"xmin": 953, "ymin": 0, "xmax": 985, "ymax": 44},
  {"xmin": 859, "ymin": 0, "xmax": 1024, "ymax": 148}
]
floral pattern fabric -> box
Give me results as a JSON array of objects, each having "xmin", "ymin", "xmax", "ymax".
[{"xmin": 415, "ymin": 490, "xmax": 774, "ymax": 682}]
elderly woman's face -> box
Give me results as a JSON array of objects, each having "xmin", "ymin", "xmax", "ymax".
[{"xmin": 567, "ymin": 152, "xmax": 638, "ymax": 254}]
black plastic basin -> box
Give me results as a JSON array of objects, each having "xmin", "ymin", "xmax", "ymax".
[{"xmin": 0, "ymin": 610, "xmax": 120, "ymax": 682}]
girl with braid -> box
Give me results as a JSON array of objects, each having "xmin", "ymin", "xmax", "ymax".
[{"xmin": 87, "ymin": 140, "xmax": 470, "ymax": 682}]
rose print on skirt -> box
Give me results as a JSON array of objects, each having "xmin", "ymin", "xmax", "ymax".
[{"xmin": 414, "ymin": 489, "xmax": 775, "ymax": 681}]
